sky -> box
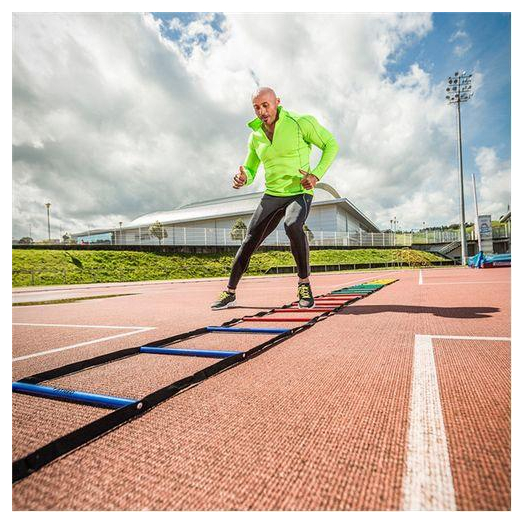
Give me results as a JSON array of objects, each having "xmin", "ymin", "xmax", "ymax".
[{"xmin": 12, "ymin": 11, "xmax": 511, "ymax": 240}]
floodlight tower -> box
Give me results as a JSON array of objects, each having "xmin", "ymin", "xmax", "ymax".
[{"xmin": 446, "ymin": 71, "xmax": 473, "ymax": 265}]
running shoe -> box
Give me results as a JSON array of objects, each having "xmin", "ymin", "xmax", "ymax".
[
  {"xmin": 211, "ymin": 290, "xmax": 236, "ymax": 310},
  {"xmin": 298, "ymin": 283, "xmax": 314, "ymax": 308}
]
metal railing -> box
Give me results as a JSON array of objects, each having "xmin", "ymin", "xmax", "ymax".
[
  {"xmin": 14, "ymin": 222, "xmax": 511, "ymax": 248},
  {"xmin": 74, "ymin": 224, "xmax": 510, "ymax": 247}
]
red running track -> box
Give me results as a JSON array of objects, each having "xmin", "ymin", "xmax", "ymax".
[{"xmin": 12, "ymin": 267, "xmax": 511, "ymax": 510}]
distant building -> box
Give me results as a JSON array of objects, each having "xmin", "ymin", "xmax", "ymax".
[{"xmin": 73, "ymin": 183, "xmax": 379, "ymax": 245}]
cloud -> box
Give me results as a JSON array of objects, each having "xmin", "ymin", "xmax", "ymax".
[
  {"xmin": 449, "ymin": 28, "xmax": 472, "ymax": 57},
  {"xmin": 449, "ymin": 29, "xmax": 468, "ymax": 42},
  {"xmin": 13, "ymin": 13, "xmax": 245, "ymax": 239},
  {"xmin": 12, "ymin": 12, "xmax": 509, "ymax": 241},
  {"xmin": 475, "ymin": 147, "xmax": 511, "ymax": 218}
]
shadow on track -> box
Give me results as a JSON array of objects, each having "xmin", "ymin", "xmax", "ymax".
[{"xmin": 335, "ymin": 304, "xmax": 500, "ymax": 319}]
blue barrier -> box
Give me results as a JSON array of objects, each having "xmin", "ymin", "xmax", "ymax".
[
  {"xmin": 140, "ymin": 347, "xmax": 241, "ymax": 358},
  {"xmin": 467, "ymin": 251, "xmax": 484, "ymax": 268},
  {"xmin": 206, "ymin": 326, "xmax": 290, "ymax": 334},
  {"xmin": 468, "ymin": 252, "xmax": 511, "ymax": 268},
  {"xmin": 12, "ymin": 382, "xmax": 137, "ymax": 409}
]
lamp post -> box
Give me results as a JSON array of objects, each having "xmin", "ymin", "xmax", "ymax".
[
  {"xmin": 446, "ymin": 71, "xmax": 473, "ymax": 265},
  {"xmin": 393, "ymin": 216, "xmax": 398, "ymax": 246},
  {"xmin": 45, "ymin": 203, "xmax": 51, "ymax": 241},
  {"xmin": 119, "ymin": 221, "xmax": 123, "ymax": 245}
]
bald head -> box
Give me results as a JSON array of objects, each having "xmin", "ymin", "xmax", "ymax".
[
  {"xmin": 251, "ymin": 87, "xmax": 281, "ymax": 128},
  {"xmin": 252, "ymin": 86, "xmax": 277, "ymax": 101}
]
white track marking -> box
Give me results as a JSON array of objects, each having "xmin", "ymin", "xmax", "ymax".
[
  {"xmin": 403, "ymin": 334, "xmax": 456, "ymax": 510},
  {"xmin": 403, "ymin": 334, "xmax": 511, "ymax": 510},
  {"xmin": 12, "ymin": 325, "xmax": 155, "ymax": 362},
  {"xmin": 420, "ymin": 281, "xmax": 509, "ymax": 286},
  {"xmin": 13, "ymin": 322, "xmax": 154, "ymax": 330},
  {"xmin": 426, "ymin": 334, "xmax": 511, "ymax": 341},
  {"xmin": 417, "ymin": 268, "xmax": 509, "ymax": 286}
]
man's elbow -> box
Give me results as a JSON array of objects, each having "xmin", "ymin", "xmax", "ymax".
[{"xmin": 329, "ymin": 136, "xmax": 339, "ymax": 157}]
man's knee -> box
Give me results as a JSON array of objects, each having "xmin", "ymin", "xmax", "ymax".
[
  {"xmin": 284, "ymin": 219, "xmax": 304, "ymax": 237},
  {"xmin": 241, "ymin": 232, "xmax": 258, "ymax": 246}
]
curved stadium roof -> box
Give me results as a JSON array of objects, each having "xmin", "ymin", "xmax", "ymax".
[{"xmin": 126, "ymin": 184, "xmax": 379, "ymax": 232}]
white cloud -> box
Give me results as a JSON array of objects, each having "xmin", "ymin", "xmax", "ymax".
[
  {"xmin": 449, "ymin": 29, "xmax": 468, "ymax": 42},
  {"xmin": 453, "ymin": 43, "xmax": 472, "ymax": 57},
  {"xmin": 13, "ymin": 13, "xmax": 244, "ymax": 239},
  {"xmin": 449, "ymin": 28, "xmax": 472, "ymax": 57},
  {"xmin": 12, "ymin": 12, "xmax": 510, "ymax": 240},
  {"xmin": 475, "ymin": 147, "xmax": 511, "ymax": 219}
]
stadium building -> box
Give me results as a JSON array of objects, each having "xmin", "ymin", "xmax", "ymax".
[{"xmin": 73, "ymin": 183, "xmax": 379, "ymax": 246}]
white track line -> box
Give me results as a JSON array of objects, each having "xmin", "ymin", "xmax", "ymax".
[
  {"xmin": 416, "ymin": 269, "xmax": 509, "ymax": 286},
  {"xmin": 403, "ymin": 334, "xmax": 511, "ymax": 510},
  {"xmin": 427, "ymin": 334, "xmax": 511, "ymax": 341},
  {"xmin": 403, "ymin": 334, "xmax": 456, "ymax": 510},
  {"xmin": 420, "ymin": 281, "xmax": 510, "ymax": 286},
  {"xmin": 12, "ymin": 325, "xmax": 155, "ymax": 362},
  {"xmin": 13, "ymin": 322, "xmax": 153, "ymax": 330}
]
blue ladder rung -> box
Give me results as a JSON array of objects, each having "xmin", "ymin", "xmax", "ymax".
[
  {"xmin": 140, "ymin": 347, "xmax": 242, "ymax": 358},
  {"xmin": 12, "ymin": 382, "xmax": 137, "ymax": 409},
  {"xmin": 206, "ymin": 326, "xmax": 290, "ymax": 334}
]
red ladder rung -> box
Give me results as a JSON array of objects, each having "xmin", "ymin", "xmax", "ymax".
[
  {"xmin": 242, "ymin": 317, "xmax": 314, "ymax": 322},
  {"xmin": 277, "ymin": 308, "xmax": 333, "ymax": 312},
  {"xmin": 292, "ymin": 300, "xmax": 347, "ymax": 305}
]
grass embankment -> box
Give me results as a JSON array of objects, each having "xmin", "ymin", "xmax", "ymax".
[{"xmin": 12, "ymin": 248, "xmax": 447, "ymax": 287}]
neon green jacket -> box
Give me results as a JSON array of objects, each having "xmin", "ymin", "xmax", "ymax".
[{"xmin": 243, "ymin": 106, "xmax": 339, "ymax": 196}]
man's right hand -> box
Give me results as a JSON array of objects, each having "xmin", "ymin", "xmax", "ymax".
[{"xmin": 233, "ymin": 166, "xmax": 247, "ymax": 189}]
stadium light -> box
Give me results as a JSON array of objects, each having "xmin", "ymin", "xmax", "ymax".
[{"xmin": 446, "ymin": 71, "xmax": 473, "ymax": 265}]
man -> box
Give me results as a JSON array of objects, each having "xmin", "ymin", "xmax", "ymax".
[{"xmin": 211, "ymin": 87, "xmax": 339, "ymax": 310}]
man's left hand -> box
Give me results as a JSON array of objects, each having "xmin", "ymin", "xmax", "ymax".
[{"xmin": 299, "ymin": 169, "xmax": 319, "ymax": 190}]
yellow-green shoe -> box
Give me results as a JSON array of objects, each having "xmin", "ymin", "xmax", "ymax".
[
  {"xmin": 211, "ymin": 290, "xmax": 236, "ymax": 310},
  {"xmin": 298, "ymin": 283, "xmax": 314, "ymax": 308}
]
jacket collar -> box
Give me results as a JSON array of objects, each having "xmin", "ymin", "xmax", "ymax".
[{"xmin": 247, "ymin": 106, "xmax": 285, "ymax": 130}]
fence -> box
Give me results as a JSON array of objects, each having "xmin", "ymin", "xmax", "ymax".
[
  {"xmin": 14, "ymin": 223, "xmax": 510, "ymax": 248},
  {"xmin": 71, "ymin": 223, "xmax": 510, "ymax": 248}
]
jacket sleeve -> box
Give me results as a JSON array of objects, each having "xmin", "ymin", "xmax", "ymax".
[
  {"xmin": 299, "ymin": 115, "xmax": 339, "ymax": 180},
  {"xmin": 242, "ymin": 136, "xmax": 260, "ymax": 186}
]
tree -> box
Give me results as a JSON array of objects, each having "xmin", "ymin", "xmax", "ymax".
[
  {"xmin": 148, "ymin": 221, "xmax": 168, "ymax": 245},
  {"xmin": 18, "ymin": 237, "xmax": 33, "ymax": 244},
  {"xmin": 38, "ymin": 239, "xmax": 59, "ymax": 244},
  {"xmin": 303, "ymin": 224, "xmax": 314, "ymax": 242},
  {"xmin": 230, "ymin": 218, "xmax": 247, "ymax": 241},
  {"xmin": 62, "ymin": 232, "xmax": 73, "ymax": 244}
]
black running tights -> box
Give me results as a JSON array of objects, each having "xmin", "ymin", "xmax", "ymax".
[{"xmin": 227, "ymin": 193, "xmax": 313, "ymax": 290}]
